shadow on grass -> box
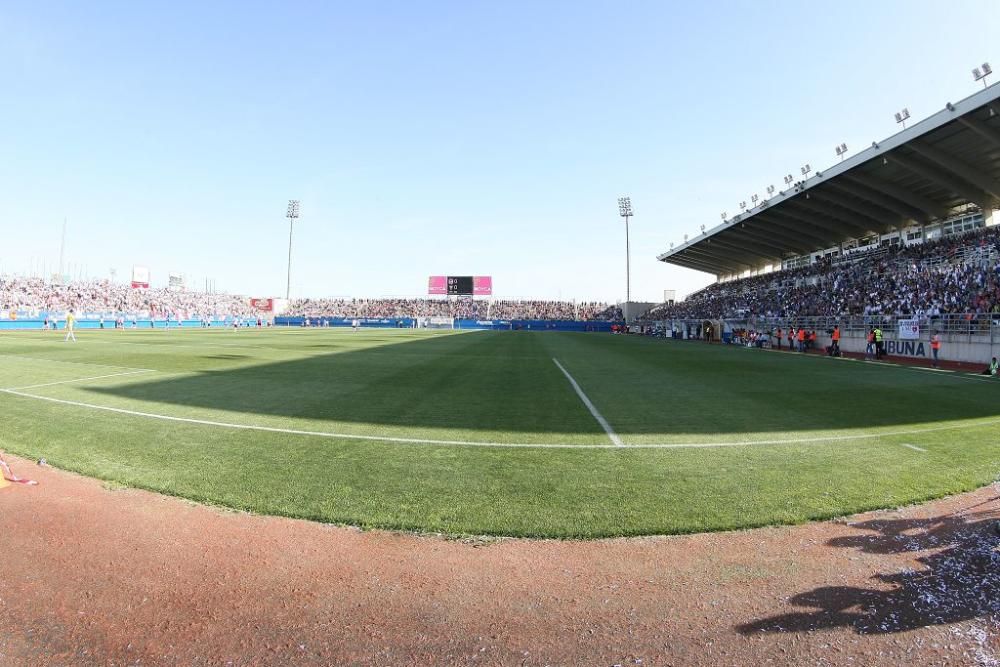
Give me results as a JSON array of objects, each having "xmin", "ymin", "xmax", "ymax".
[
  {"xmin": 737, "ymin": 499, "xmax": 1000, "ymax": 635},
  {"xmin": 86, "ymin": 331, "xmax": 1000, "ymax": 436}
]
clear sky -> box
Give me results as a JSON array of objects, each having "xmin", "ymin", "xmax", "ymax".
[{"xmin": 1, "ymin": 1, "xmax": 997, "ymax": 301}]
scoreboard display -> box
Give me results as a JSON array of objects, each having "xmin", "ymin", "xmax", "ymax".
[
  {"xmin": 428, "ymin": 276, "xmax": 492, "ymax": 296},
  {"xmin": 447, "ymin": 276, "xmax": 474, "ymax": 295}
]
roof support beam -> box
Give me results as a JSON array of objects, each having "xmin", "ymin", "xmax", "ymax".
[
  {"xmin": 752, "ymin": 212, "xmax": 842, "ymax": 247},
  {"xmin": 842, "ymin": 172, "xmax": 949, "ymax": 220},
  {"xmin": 825, "ymin": 180, "xmax": 930, "ymax": 224},
  {"xmin": 665, "ymin": 243, "xmax": 753, "ymax": 272},
  {"xmin": 669, "ymin": 250, "xmax": 746, "ymax": 274},
  {"xmin": 727, "ymin": 223, "xmax": 817, "ymax": 255},
  {"xmin": 687, "ymin": 239, "xmax": 773, "ymax": 266},
  {"xmin": 782, "ymin": 200, "xmax": 874, "ymax": 237},
  {"xmin": 956, "ymin": 114, "xmax": 1000, "ymax": 150},
  {"xmin": 705, "ymin": 238, "xmax": 788, "ymax": 264},
  {"xmin": 887, "ymin": 151, "xmax": 991, "ymax": 206},
  {"xmin": 806, "ymin": 189, "xmax": 900, "ymax": 230},
  {"xmin": 665, "ymin": 255, "xmax": 725, "ymax": 275},
  {"xmin": 678, "ymin": 244, "xmax": 756, "ymax": 270},
  {"xmin": 700, "ymin": 233, "xmax": 788, "ymax": 261},
  {"xmin": 905, "ymin": 141, "xmax": 1000, "ymax": 202}
]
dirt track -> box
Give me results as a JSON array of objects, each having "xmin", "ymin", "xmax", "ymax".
[{"xmin": 1, "ymin": 454, "xmax": 997, "ymax": 666}]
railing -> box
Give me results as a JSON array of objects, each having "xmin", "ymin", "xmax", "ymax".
[
  {"xmin": 650, "ymin": 312, "xmax": 1000, "ymax": 342},
  {"xmin": 831, "ymin": 246, "xmax": 887, "ymax": 266}
]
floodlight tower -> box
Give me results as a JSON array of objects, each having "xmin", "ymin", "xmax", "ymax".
[
  {"xmin": 835, "ymin": 143, "xmax": 848, "ymax": 161},
  {"xmin": 973, "ymin": 62, "xmax": 993, "ymax": 89},
  {"xmin": 894, "ymin": 108, "xmax": 910, "ymax": 129},
  {"xmin": 285, "ymin": 199, "xmax": 300, "ymax": 299},
  {"xmin": 618, "ymin": 196, "xmax": 633, "ymax": 304}
]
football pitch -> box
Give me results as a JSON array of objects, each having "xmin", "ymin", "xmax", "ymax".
[{"xmin": 1, "ymin": 327, "xmax": 998, "ymax": 538}]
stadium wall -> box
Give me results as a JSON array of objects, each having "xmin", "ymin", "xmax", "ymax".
[
  {"xmin": 0, "ymin": 319, "xmax": 237, "ymax": 330},
  {"xmin": 273, "ymin": 317, "xmax": 620, "ymax": 332},
  {"xmin": 829, "ymin": 332, "xmax": 998, "ymax": 366}
]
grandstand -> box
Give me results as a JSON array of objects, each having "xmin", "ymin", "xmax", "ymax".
[
  {"xmin": 0, "ymin": 277, "xmax": 624, "ymax": 328},
  {"xmin": 658, "ymin": 83, "xmax": 1000, "ymax": 280},
  {"xmin": 645, "ymin": 83, "xmax": 1000, "ymax": 364}
]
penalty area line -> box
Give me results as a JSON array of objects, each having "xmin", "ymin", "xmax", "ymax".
[
  {"xmin": 551, "ymin": 357, "xmax": 623, "ymax": 447},
  {"xmin": 4, "ymin": 369, "xmax": 156, "ymax": 391}
]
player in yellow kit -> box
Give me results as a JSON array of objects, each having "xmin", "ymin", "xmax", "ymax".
[{"xmin": 64, "ymin": 310, "xmax": 77, "ymax": 342}]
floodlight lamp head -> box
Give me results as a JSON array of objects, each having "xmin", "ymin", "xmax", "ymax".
[
  {"xmin": 617, "ymin": 196, "xmax": 632, "ymax": 217},
  {"xmin": 974, "ymin": 67, "xmax": 983, "ymax": 79},
  {"xmin": 286, "ymin": 199, "xmax": 301, "ymax": 218},
  {"xmin": 720, "ymin": 212, "xmax": 727, "ymax": 220},
  {"xmin": 983, "ymin": 63, "xmax": 993, "ymax": 75},
  {"xmin": 895, "ymin": 112, "xmax": 902, "ymax": 122}
]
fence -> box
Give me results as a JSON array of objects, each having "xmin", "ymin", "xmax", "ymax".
[{"xmin": 647, "ymin": 313, "xmax": 1000, "ymax": 364}]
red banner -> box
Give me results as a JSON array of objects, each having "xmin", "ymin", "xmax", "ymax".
[{"xmin": 250, "ymin": 298, "xmax": 274, "ymax": 312}]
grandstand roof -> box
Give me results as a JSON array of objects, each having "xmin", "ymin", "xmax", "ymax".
[{"xmin": 658, "ymin": 83, "xmax": 1000, "ymax": 276}]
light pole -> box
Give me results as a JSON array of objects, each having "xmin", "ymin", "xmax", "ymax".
[
  {"xmin": 618, "ymin": 196, "xmax": 633, "ymax": 304},
  {"xmin": 285, "ymin": 199, "xmax": 300, "ymax": 299},
  {"xmin": 894, "ymin": 108, "xmax": 910, "ymax": 129},
  {"xmin": 973, "ymin": 62, "xmax": 992, "ymax": 89}
]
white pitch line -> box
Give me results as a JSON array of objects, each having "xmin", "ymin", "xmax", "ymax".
[
  {"xmin": 902, "ymin": 443, "xmax": 928, "ymax": 452},
  {"xmin": 552, "ymin": 357, "xmax": 623, "ymax": 447},
  {"xmin": 4, "ymin": 388, "xmax": 1000, "ymax": 450},
  {"xmin": 5, "ymin": 369, "xmax": 155, "ymax": 391},
  {"xmin": 0, "ymin": 353, "xmax": 156, "ymax": 373}
]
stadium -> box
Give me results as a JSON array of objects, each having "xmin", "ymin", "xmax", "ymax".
[{"xmin": 3, "ymin": 6, "xmax": 1000, "ymax": 666}]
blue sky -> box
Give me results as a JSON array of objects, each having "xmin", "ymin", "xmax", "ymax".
[{"xmin": 1, "ymin": 1, "xmax": 997, "ymax": 301}]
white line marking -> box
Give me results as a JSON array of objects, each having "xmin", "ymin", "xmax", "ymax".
[
  {"xmin": 3, "ymin": 386, "xmax": 1000, "ymax": 450},
  {"xmin": 902, "ymin": 443, "xmax": 928, "ymax": 452},
  {"xmin": 0, "ymin": 353, "xmax": 155, "ymax": 373},
  {"xmin": 551, "ymin": 357, "xmax": 622, "ymax": 447},
  {"xmin": 5, "ymin": 370, "xmax": 155, "ymax": 391}
]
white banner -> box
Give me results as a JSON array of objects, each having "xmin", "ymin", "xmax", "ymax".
[
  {"xmin": 898, "ymin": 319, "xmax": 920, "ymax": 340},
  {"xmin": 131, "ymin": 265, "xmax": 150, "ymax": 289}
]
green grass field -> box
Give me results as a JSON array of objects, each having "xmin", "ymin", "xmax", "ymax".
[{"xmin": 2, "ymin": 327, "xmax": 999, "ymax": 538}]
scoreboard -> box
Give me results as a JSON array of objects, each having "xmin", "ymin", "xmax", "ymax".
[
  {"xmin": 428, "ymin": 276, "xmax": 492, "ymax": 296},
  {"xmin": 447, "ymin": 276, "xmax": 474, "ymax": 295}
]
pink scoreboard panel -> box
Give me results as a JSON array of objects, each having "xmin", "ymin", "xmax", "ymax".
[
  {"xmin": 428, "ymin": 276, "xmax": 447, "ymax": 294},
  {"xmin": 427, "ymin": 276, "xmax": 492, "ymax": 296}
]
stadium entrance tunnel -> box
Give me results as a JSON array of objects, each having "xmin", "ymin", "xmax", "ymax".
[{"xmin": 83, "ymin": 331, "xmax": 1000, "ymax": 441}]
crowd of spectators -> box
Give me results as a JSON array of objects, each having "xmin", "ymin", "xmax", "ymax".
[
  {"xmin": 0, "ymin": 277, "xmax": 255, "ymax": 319},
  {"xmin": 643, "ymin": 226, "xmax": 1000, "ymax": 321},
  {"xmin": 290, "ymin": 298, "xmax": 488, "ymax": 319},
  {"xmin": 288, "ymin": 297, "xmax": 623, "ymax": 321},
  {"xmin": 1, "ymin": 277, "xmax": 626, "ymax": 322}
]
